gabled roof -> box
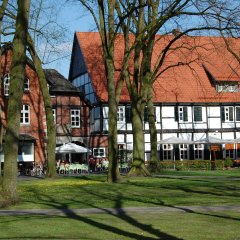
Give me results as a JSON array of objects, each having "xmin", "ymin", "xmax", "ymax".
[
  {"xmin": 1, "ymin": 42, "xmax": 36, "ymax": 71},
  {"xmin": 44, "ymin": 69, "xmax": 80, "ymax": 93},
  {"xmin": 74, "ymin": 32, "xmax": 240, "ymax": 103}
]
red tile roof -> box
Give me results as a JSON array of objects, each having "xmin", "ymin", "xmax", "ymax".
[{"xmin": 76, "ymin": 32, "xmax": 240, "ymax": 103}]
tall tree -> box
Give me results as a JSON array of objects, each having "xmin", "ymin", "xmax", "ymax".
[
  {"xmin": 2, "ymin": 0, "xmax": 31, "ymax": 203},
  {"xmin": 116, "ymin": 0, "xmax": 240, "ymax": 176},
  {"xmin": 77, "ymin": 0, "xmax": 126, "ymax": 182},
  {"xmin": 2, "ymin": 0, "xmax": 68, "ymax": 178},
  {"xmin": 0, "ymin": 0, "xmax": 9, "ymax": 184},
  {"xmin": 27, "ymin": 32, "xmax": 57, "ymax": 178}
]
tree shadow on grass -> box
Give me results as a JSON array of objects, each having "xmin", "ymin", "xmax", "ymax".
[
  {"xmin": 127, "ymin": 176, "xmax": 240, "ymax": 199},
  {"xmin": 2, "ymin": 176, "xmax": 240, "ymax": 239},
  {"xmin": 77, "ymin": 181, "xmax": 240, "ymax": 223},
  {"xmin": 165, "ymin": 205, "xmax": 240, "ymax": 222},
  {"xmin": 112, "ymin": 193, "xmax": 182, "ymax": 240},
  {"xmin": 4, "ymin": 187, "xmax": 183, "ymax": 240}
]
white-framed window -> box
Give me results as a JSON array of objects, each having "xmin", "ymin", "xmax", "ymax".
[
  {"xmin": 227, "ymin": 84, "xmax": 238, "ymax": 92},
  {"xmin": 24, "ymin": 78, "xmax": 30, "ymax": 91},
  {"xmin": 4, "ymin": 75, "xmax": 30, "ymax": 95},
  {"xmin": 224, "ymin": 106, "xmax": 234, "ymax": 122},
  {"xmin": 194, "ymin": 144, "xmax": 204, "ymax": 160},
  {"xmin": 4, "ymin": 73, "xmax": 10, "ymax": 96},
  {"xmin": 93, "ymin": 148, "xmax": 105, "ymax": 158},
  {"xmin": 20, "ymin": 105, "xmax": 30, "ymax": 124},
  {"xmin": 179, "ymin": 144, "xmax": 189, "ymax": 160},
  {"xmin": 71, "ymin": 109, "xmax": 80, "ymax": 127},
  {"xmin": 52, "ymin": 109, "xmax": 56, "ymax": 123},
  {"xmin": 217, "ymin": 83, "xmax": 238, "ymax": 92},
  {"xmin": 117, "ymin": 106, "xmax": 125, "ymax": 122},
  {"xmin": 162, "ymin": 144, "xmax": 173, "ymax": 160},
  {"xmin": 216, "ymin": 84, "xmax": 224, "ymax": 92},
  {"xmin": 178, "ymin": 106, "xmax": 188, "ymax": 122}
]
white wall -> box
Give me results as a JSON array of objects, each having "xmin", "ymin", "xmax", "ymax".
[
  {"xmin": 208, "ymin": 118, "xmax": 221, "ymax": 129},
  {"xmin": 117, "ymin": 134, "xmax": 125, "ymax": 143},
  {"xmin": 162, "ymin": 118, "xmax": 178, "ymax": 129},
  {"xmin": 207, "ymin": 107, "xmax": 220, "ymax": 117},
  {"xmin": 222, "ymin": 132, "xmax": 235, "ymax": 139},
  {"xmin": 162, "ymin": 106, "xmax": 175, "ymax": 118}
]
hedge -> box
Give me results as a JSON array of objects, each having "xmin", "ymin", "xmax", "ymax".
[{"xmin": 159, "ymin": 160, "xmax": 225, "ymax": 171}]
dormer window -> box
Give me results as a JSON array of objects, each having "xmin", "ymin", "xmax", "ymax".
[{"xmin": 216, "ymin": 82, "xmax": 238, "ymax": 92}]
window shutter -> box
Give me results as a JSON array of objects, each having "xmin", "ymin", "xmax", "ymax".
[
  {"xmin": 125, "ymin": 106, "xmax": 131, "ymax": 123},
  {"xmin": 189, "ymin": 144, "xmax": 194, "ymax": 160},
  {"xmin": 221, "ymin": 107, "xmax": 225, "ymax": 122},
  {"xmin": 175, "ymin": 106, "xmax": 179, "ymax": 121},
  {"xmin": 194, "ymin": 106, "xmax": 202, "ymax": 122},
  {"xmin": 236, "ymin": 107, "xmax": 240, "ymax": 121},
  {"xmin": 154, "ymin": 107, "xmax": 157, "ymax": 122},
  {"xmin": 144, "ymin": 107, "xmax": 148, "ymax": 122},
  {"xmin": 183, "ymin": 106, "xmax": 188, "ymax": 122},
  {"xmin": 229, "ymin": 107, "xmax": 233, "ymax": 121}
]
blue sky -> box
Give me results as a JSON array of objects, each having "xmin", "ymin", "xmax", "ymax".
[
  {"xmin": 44, "ymin": 1, "xmax": 95, "ymax": 79},
  {"xmin": 1, "ymin": 1, "xmax": 94, "ymax": 79}
]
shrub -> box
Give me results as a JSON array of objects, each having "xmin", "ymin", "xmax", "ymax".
[
  {"xmin": 224, "ymin": 157, "xmax": 233, "ymax": 168},
  {"xmin": 159, "ymin": 160, "xmax": 225, "ymax": 171}
]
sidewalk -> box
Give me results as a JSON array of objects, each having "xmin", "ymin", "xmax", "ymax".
[{"xmin": 1, "ymin": 205, "xmax": 240, "ymax": 216}]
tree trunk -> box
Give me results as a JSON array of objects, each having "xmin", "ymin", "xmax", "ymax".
[
  {"xmin": 97, "ymin": 0, "xmax": 120, "ymax": 182},
  {"xmin": 27, "ymin": 33, "xmax": 57, "ymax": 178},
  {"xmin": 147, "ymin": 89, "xmax": 159, "ymax": 172},
  {"xmin": 128, "ymin": 101, "xmax": 150, "ymax": 177},
  {"xmin": 2, "ymin": 0, "xmax": 30, "ymax": 203},
  {"xmin": 0, "ymin": 0, "xmax": 9, "ymax": 185},
  {"xmin": 0, "ymin": 108, "xmax": 3, "ymax": 184},
  {"xmin": 106, "ymin": 58, "xmax": 121, "ymax": 183}
]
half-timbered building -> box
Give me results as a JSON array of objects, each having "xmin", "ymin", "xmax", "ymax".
[
  {"xmin": 68, "ymin": 32, "xmax": 240, "ymax": 162},
  {"xmin": 0, "ymin": 44, "xmax": 89, "ymax": 170}
]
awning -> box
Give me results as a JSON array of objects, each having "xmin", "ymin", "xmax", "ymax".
[
  {"xmin": 158, "ymin": 136, "xmax": 193, "ymax": 144},
  {"xmin": 56, "ymin": 142, "xmax": 91, "ymax": 153},
  {"xmin": 194, "ymin": 136, "xmax": 235, "ymax": 144}
]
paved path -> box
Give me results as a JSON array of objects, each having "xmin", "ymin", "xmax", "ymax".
[{"xmin": 0, "ymin": 205, "xmax": 240, "ymax": 216}]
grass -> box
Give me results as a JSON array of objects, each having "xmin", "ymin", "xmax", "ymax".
[
  {"xmin": 0, "ymin": 171, "xmax": 240, "ymax": 239},
  {"xmin": 0, "ymin": 211, "xmax": 239, "ymax": 239},
  {"xmin": 158, "ymin": 168, "xmax": 240, "ymax": 177},
  {"xmin": 0, "ymin": 171, "xmax": 239, "ymax": 210}
]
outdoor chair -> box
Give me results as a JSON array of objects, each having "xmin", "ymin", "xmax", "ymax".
[
  {"xmin": 68, "ymin": 164, "xmax": 77, "ymax": 174},
  {"xmin": 75, "ymin": 163, "xmax": 82, "ymax": 174},
  {"xmin": 120, "ymin": 163, "xmax": 129, "ymax": 173},
  {"xmin": 102, "ymin": 161, "xmax": 109, "ymax": 171},
  {"xmin": 81, "ymin": 164, "xmax": 89, "ymax": 174},
  {"xmin": 59, "ymin": 165, "xmax": 66, "ymax": 174}
]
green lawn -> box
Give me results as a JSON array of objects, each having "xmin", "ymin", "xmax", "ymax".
[
  {"xmin": 0, "ymin": 211, "xmax": 239, "ymax": 240},
  {"xmin": 0, "ymin": 172, "xmax": 240, "ymax": 239},
  {"xmin": 158, "ymin": 168, "xmax": 240, "ymax": 177},
  {"xmin": 1, "ymin": 172, "xmax": 240, "ymax": 209}
]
